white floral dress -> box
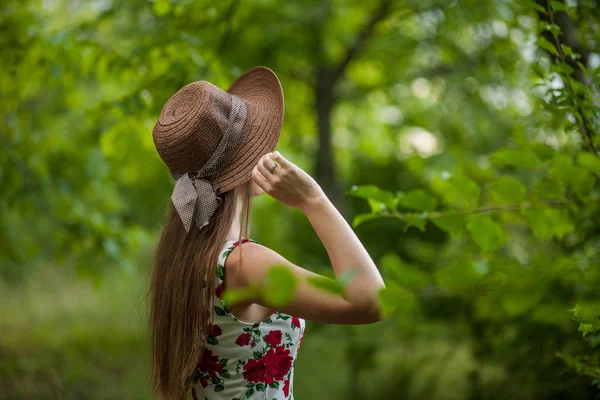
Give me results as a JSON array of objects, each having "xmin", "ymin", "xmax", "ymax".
[{"xmin": 191, "ymin": 238, "xmax": 306, "ymax": 400}]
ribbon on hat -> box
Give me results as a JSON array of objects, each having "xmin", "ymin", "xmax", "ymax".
[{"xmin": 171, "ymin": 95, "xmax": 248, "ymax": 233}]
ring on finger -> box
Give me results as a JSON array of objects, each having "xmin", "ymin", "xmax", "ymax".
[{"xmin": 269, "ymin": 161, "xmax": 279, "ymax": 173}]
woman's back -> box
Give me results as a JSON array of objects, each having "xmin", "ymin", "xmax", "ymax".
[{"xmin": 192, "ymin": 239, "xmax": 306, "ymax": 400}]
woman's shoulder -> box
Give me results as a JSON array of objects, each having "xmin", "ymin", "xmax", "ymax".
[{"xmin": 223, "ymin": 240, "xmax": 290, "ymax": 274}]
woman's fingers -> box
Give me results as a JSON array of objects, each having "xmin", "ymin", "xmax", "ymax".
[
  {"xmin": 261, "ymin": 152, "xmax": 281, "ymax": 173},
  {"xmin": 272, "ymin": 151, "xmax": 291, "ymax": 169},
  {"xmin": 252, "ymin": 165, "xmax": 271, "ymax": 193},
  {"xmin": 256, "ymin": 156, "xmax": 274, "ymax": 180}
]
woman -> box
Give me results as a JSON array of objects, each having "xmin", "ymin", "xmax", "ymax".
[{"xmin": 148, "ymin": 66, "xmax": 386, "ymax": 400}]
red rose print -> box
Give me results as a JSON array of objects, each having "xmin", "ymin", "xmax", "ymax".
[
  {"xmin": 264, "ymin": 345, "xmax": 293, "ymax": 384},
  {"xmin": 215, "ymin": 284, "xmax": 224, "ymax": 299},
  {"xmin": 233, "ymin": 238, "xmax": 251, "ymax": 247},
  {"xmin": 283, "ymin": 379, "xmax": 290, "ymax": 397},
  {"xmin": 291, "ymin": 317, "xmax": 300, "ymax": 328},
  {"xmin": 251, "ymin": 342, "xmax": 256, "ymax": 348},
  {"xmin": 298, "ymin": 333, "xmax": 304, "ymax": 348},
  {"xmin": 197, "ymin": 349, "xmax": 223, "ymax": 380},
  {"xmin": 199, "ymin": 375, "xmax": 208, "ymax": 388},
  {"xmin": 235, "ymin": 332, "xmax": 251, "ymax": 346},
  {"xmin": 265, "ymin": 330, "xmax": 282, "ymax": 347},
  {"xmin": 208, "ymin": 323, "xmax": 222, "ymax": 337},
  {"xmin": 243, "ymin": 357, "xmax": 265, "ymax": 383}
]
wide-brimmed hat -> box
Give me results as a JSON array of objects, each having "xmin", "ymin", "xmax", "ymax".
[{"xmin": 152, "ymin": 66, "xmax": 284, "ymax": 232}]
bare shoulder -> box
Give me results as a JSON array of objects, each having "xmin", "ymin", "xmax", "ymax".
[
  {"xmin": 226, "ymin": 242, "xmax": 291, "ymax": 275},
  {"xmin": 224, "ymin": 241, "xmax": 292, "ymax": 284}
]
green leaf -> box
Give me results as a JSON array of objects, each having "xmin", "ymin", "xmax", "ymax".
[
  {"xmin": 307, "ymin": 276, "xmax": 344, "ymax": 296},
  {"xmin": 530, "ymin": 2, "xmax": 547, "ymax": 13},
  {"xmin": 549, "ymin": 154, "xmax": 596, "ymax": 198},
  {"xmin": 214, "ymin": 306, "xmax": 226, "ymax": 316},
  {"xmin": 533, "ymin": 178, "xmax": 564, "ymax": 199},
  {"xmin": 521, "ymin": 208, "xmax": 575, "ymax": 240},
  {"xmin": 269, "ymin": 381, "xmax": 280, "ymax": 389},
  {"xmin": 431, "ymin": 214, "xmax": 465, "ymax": 238},
  {"xmin": 561, "ymin": 44, "xmax": 573, "ymax": 56},
  {"xmin": 223, "ymin": 285, "xmax": 259, "ymax": 306},
  {"xmin": 433, "ymin": 176, "xmax": 480, "ymax": 210},
  {"xmin": 382, "ymin": 253, "xmax": 429, "ymax": 288},
  {"xmin": 532, "ymin": 144, "xmax": 557, "ymax": 162},
  {"xmin": 491, "ymin": 149, "xmax": 539, "ymax": 169},
  {"xmin": 152, "ymin": 0, "xmax": 172, "ymax": 17},
  {"xmin": 487, "ymin": 176, "xmax": 527, "ymax": 203},
  {"xmin": 214, "ymin": 384, "xmax": 225, "ymax": 392},
  {"xmin": 398, "ymin": 189, "xmax": 438, "ymax": 211},
  {"xmin": 246, "ymin": 388, "xmax": 255, "ymax": 398},
  {"xmin": 576, "ymin": 152, "xmax": 600, "ymax": 174},
  {"xmin": 219, "ymin": 370, "xmax": 231, "ymax": 379},
  {"xmin": 256, "ymin": 383, "xmax": 266, "ymax": 392},
  {"xmin": 262, "ymin": 266, "xmax": 298, "ymax": 307},
  {"xmin": 402, "ymin": 215, "xmax": 427, "ymax": 232},
  {"xmin": 435, "ymin": 260, "xmax": 482, "ymax": 291},
  {"xmin": 377, "ymin": 282, "xmax": 415, "ymax": 315},
  {"xmin": 532, "ymin": 301, "xmax": 570, "ymax": 324},
  {"xmin": 536, "ymin": 37, "xmax": 558, "ymax": 55},
  {"xmin": 349, "ymin": 185, "xmax": 397, "ymax": 210},
  {"xmin": 337, "ymin": 269, "xmax": 361, "ymax": 287},
  {"xmin": 467, "ymin": 216, "xmax": 503, "ymax": 253},
  {"xmin": 352, "ymin": 213, "xmax": 381, "ymax": 228},
  {"xmin": 207, "ymin": 336, "xmax": 218, "ymax": 345},
  {"xmin": 550, "ymin": 1, "xmax": 569, "ymax": 12},
  {"xmin": 501, "ymin": 290, "xmax": 543, "ymax": 316}
]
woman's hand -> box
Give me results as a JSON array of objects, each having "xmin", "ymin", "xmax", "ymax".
[{"xmin": 252, "ymin": 151, "xmax": 326, "ymax": 212}]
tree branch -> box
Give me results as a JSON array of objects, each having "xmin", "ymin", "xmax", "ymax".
[{"xmin": 379, "ymin": 201, "xmax": 569, "ymax": 221}]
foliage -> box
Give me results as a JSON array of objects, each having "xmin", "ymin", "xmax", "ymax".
[
  {"xmin": 2, "ymin": 0, "xmax": 600, "ymax": 398},
  {"xmin": 347, "ymin": 0, "xmax": 600, "ymax": 394}
]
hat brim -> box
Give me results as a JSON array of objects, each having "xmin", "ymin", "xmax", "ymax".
[{"xmin": 215, "ymin": 66, "xmax": 284, "ymax": 193}]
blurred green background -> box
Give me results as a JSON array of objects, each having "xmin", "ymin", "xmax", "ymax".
[{"xmin": 2, "ymin": 0, "xmax": 600, "ymax": 399}]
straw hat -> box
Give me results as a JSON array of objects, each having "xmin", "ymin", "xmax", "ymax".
[{"xmin": 152, "ymin": 66, "xmax": 284, "ymax": 232}]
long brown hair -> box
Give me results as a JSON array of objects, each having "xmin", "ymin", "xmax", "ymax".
[{"xmin": 148, "ymin": 179, "xmax": 254, "ymax": 400}]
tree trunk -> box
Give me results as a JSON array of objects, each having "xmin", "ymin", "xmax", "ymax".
[{"xmin": 314, "ymin": 65, "xmax": 347, "ymax": 215}]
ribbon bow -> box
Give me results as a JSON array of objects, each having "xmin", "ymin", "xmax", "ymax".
[{"xmin": 170, "ymin": 95, "xmax": 247, "ymax": 233}]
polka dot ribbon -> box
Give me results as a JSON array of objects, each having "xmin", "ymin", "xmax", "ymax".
[{"xmin": 171, "ymin": 95, "xmax": 247, "ymax": 233}]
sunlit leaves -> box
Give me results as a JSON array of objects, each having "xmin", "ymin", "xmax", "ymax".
[
  {"xmin": 521, "ymin": 208, "xmax": 575, "ymax": 240},
  {"xmin": 432, "ymin": 176, "xmax": 480, "ymax": 210},
  {"xmin": 533, "ymin": 178, "xmax": 564, "ymax": 199},
  {"xmin": 152, "ymin": 0, "xmax": 172, "ymax": 17},
  {"xmin": 549, "ymin": 1, "xmax": 570, "ymax": 12},
  {"xmin": 490, "ymin": 149, "xmax": 539, "ymax": 169},
  {"xmin": 466, "ymin": 215, "xmax": 504, "ymax": 253},
  {"xmin": 548, "ymin": 154, "xmax": 596, "ymax": 198},
  {"xmin": 352, "ymin": 212, "xmax": 381, "ymax": 227},
  {"xmin": 536, "ymin": 37, "xmax": 558, "ymax": 56},
  {"xmin": 487, "ymin": 176, "xmax": 527, "ymax": 203},
  {"xmin": 431, "ymin": 214, "xmax": 465, "ymax": 238},
  {"xmin": 397, "ymin": 189, "xmax": 438, "ymax": 211},
  {"xmin": 577, "ymin": 152, "xmax": 600, "ymax": 175},
  {"xmin": 349, "ymin": 185, "xmax": 398, "ymax": 211}
]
